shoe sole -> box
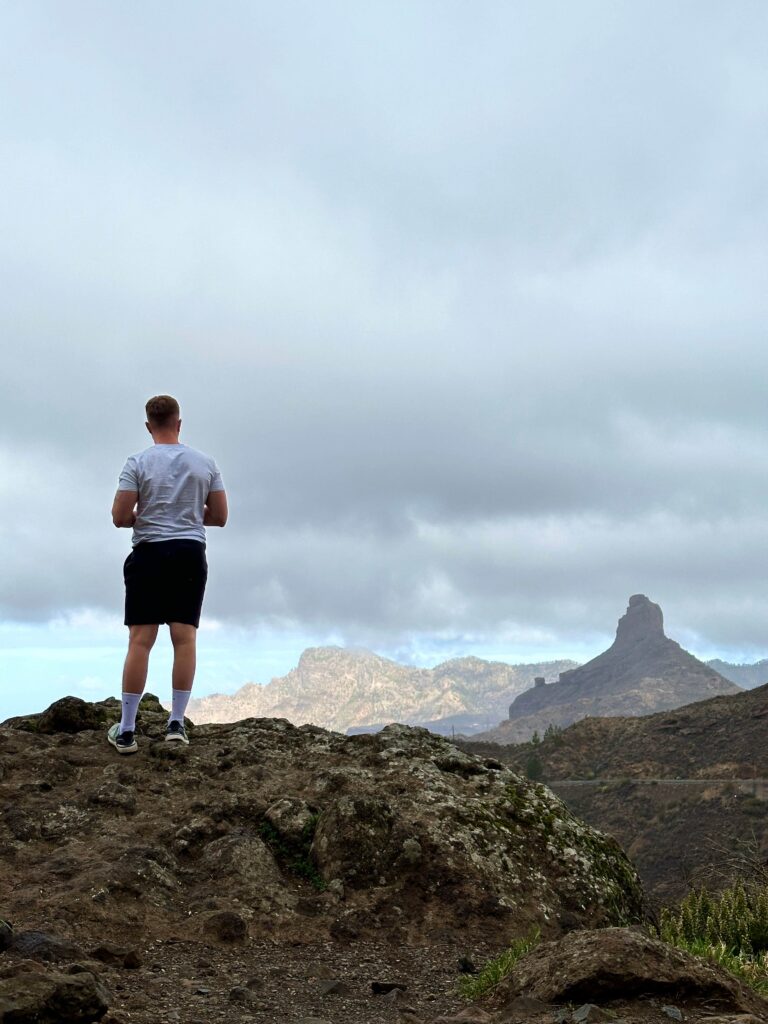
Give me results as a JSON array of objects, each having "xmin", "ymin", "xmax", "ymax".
[
  {"xmin": 107, "ymin": 730, "xmax": 138, "ymax": 755},
  {"xmin": 164, "ymin": 734, "xmax": 189, "ymax": 745},
  {"xmin": 108, "ymin": 739, "xmax": 138, "ymax": 755}
]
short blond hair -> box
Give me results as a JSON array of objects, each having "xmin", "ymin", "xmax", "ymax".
[{"xmin": 145, "ymin": 395, "xmax": 180, "ymax": 429}]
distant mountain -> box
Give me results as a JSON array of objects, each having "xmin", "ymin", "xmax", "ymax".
[
  {"xmin": 470, "ymin": 678, "xmax": 768, "ymax": 781},
  {"xmin": 186, "ymin": 647, "xmax": 577, "ymax": 734},
  {"xmin": 707, "ymin": 658, "xmax": 768, "ymax": 689},
  {"xmin": 471, "ymin": 595, "xmax": 740, "ymax": 743}
]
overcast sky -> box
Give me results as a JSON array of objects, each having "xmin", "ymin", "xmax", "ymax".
[{"xmin": 2, "ymin": 2, "xmax": 768, "ymax": 717}]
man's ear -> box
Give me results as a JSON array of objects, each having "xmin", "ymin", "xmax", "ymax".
[
  {"xmin": 145, "ymin": 421, "xmax": 152, "ymax": 435},
  {"xmin": 177, "ymin": 419, "xmax": 182, "ymax": 435}
]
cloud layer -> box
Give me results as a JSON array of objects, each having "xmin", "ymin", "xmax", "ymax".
[{"xmin": 2, "ymin": 1, "xmax": 768, "ymax": 656}]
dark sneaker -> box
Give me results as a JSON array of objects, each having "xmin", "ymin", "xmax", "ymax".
[
  {"xmin": 165, "ymin": 720, "xmax": 189, "ymax": 745},
  {"xmin": 107, "ymin": 723, "xmax": 138, "ymax": 755}
]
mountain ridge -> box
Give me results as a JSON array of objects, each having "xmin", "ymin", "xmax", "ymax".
[
  {"xmin": 470, "ymin": 596, "xmax": 740, "ymax": 743},
  {"xmin": 186, "ymin": 647, "xmax": 577, "ymax": 734}
]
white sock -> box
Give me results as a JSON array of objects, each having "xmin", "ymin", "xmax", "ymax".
[
  {"xmin": 120, "ymin": 692, "xmax": 142, "ymax": 733},
  {"xmin": 169, "ymin": 688, "xmax": 191, "ymax": 725}
]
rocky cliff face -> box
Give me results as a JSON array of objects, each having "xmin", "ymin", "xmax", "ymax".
[
  {"xmin": 186, "ymin": 647, "xmax": 577, "ymax": 734},
  {"xmin": 471, "ymin": 596, "xmax": 739, "ymax": 743}
]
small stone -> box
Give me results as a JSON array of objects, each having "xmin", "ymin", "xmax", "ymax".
[
  {"xmin": 434, "ymin": 1009, "xmax": 494, "ymax": 1023},
  {"xmin": 229, "ymin": 986, "xmax": 253, "ymax": 1004},
  {"xmin": 662, "ymin": 1008, "xmax": 683, "ymax": 1021},
  {"xmin": 319, "ymin": 979, "xmax": 352, "ymax": 995},
  {"xmin": 11, "ymin": 930, "xmax": 84, "ymax": 963},
  {"xmin": 90, "ymin": 943, "xmax": 143, "ymax": 969},
  {"xmin": 371, "ymin": 980, "xmax": 408, "ymax": 994},
  {"xmin": 382, "ymin": 988, "xmax": 411, "ymax": 1004},
  {"xmin": 199, "ymin": 910, "xmax": 248, "ymax": 943},
  {"xmin": 400, "ymin": 838, "xmax": 422, "ymax": 864},
  {"xmin": 306, "ymin": 963, "xmax": 337, "ymax": 980},
  {"xmin": 194, "ymin": 987, "xmax": 211, "ymax": 995},
  {"xmin": 66, "ymin": 961, "xmax": 105, "ymax": 975},
  {"xmin": 572, "ymin": 1005, "xmax": 611, "ymax": 1023},
  {"xmin": 0, "ymin": 959, "xmax": 47, "ymax": 979},
  {"xmin": 504, "ymin": 996, "xmax": 550, "ymax": 1014},
  {"xmin": 457, "ymin": 956, "xmax": 477, "ymax": 974}
]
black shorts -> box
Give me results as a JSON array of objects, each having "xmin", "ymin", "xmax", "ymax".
[{"xmin": 123, "ymin": 540, "xmax": 208, "ymax": 628}]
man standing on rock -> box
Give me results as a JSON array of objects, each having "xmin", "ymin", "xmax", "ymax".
[{"xmin": 109, "ymin": 395, "xmax": 228, "ymax": 754}]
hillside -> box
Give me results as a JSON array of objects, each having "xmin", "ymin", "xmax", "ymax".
[
  {"xmin": 709, "ymin": 657, "xmax": 768, "ymax": 689},
  {"xmin": 0, "ymin": 693, "xmax": 654, "ymax": 1023},
  {"xmin": 467, "ymin": 682, "xmax": 768, "ymax": 781},
  {"xmin": 461, "ymin": 682, "xmax": 768, "ymax": 905},
  {"xmin": 187, "ymin": 647, "xmax": 577, "ymax": 733},
  {"xmin": 471, "ymin": 595, "xmax": 739, "ymax": 743}
]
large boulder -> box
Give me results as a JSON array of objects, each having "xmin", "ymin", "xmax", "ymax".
[
  {"xmin": 493, "ymin": 927, "xmax": 768, "ymax": 1016},
  {"xmin": 2, "ymin": 697, "xmax": 111, "ymax": 734},
  {"xmin": 0, "ymin": 969, "xmax": 109, "ymax": 1023}
]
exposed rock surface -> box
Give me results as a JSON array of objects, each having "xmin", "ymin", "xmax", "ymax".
[
  {"xmin": 493, "ymin": 927, "xmax": 768, "ymax": 1017},
  {"xmin": 185, "ymin": 646, "xmax": 577, "ymax": 735},
  {"xmin": 462, "ymin": 680, "xmax": 768, "ymax": 903},
  {"xmin": 1, "ymin": 696, "xmax": 762, "ymax": 1024},
  {"xmin": 0, "ymin": 968, "xmax": 109, "ymax": 1023},
  {"xmin": 473, "ymin": 596, "xmax": 739, "ymax": 743},
  {"xmin": 0, "ymin": 694, "xmax": 643, "ymax": 952}
]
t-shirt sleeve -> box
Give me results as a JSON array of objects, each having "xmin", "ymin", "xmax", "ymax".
[
  {"xmin": 209, "ymin": 459, "xmax": 225, "ymax": 493},
  {"xmin": 118, "ymin": 456, "xmax": 139, "ymax": 491}
]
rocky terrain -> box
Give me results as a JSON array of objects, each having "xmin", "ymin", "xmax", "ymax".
[
  {"xmin": 187, "ymin": 647, "xmax": 576, "ymax": 735},
  {"xmin": 471, "ymin": 596, "xmax": 739, "ymax": 744},
  {"xmin": 462, "ymin": 681, "xmax": 768, "ymax": 905},
  {"xmin": 0, "ymin": 692, "xmax": 644, "ymax": 1022},
  {"xmin": 3, "ymin": 694, "xmax": 762, "ymax": 1022}
]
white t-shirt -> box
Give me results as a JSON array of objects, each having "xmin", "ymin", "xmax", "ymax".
[{"xmin": 118, "ymin": 443, "xmax": 225, "ymax": 546}]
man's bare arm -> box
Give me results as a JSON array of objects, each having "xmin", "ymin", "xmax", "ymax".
[
  {"xmin": 204, "ymin": 490, "xmax": 228, "ymax": 527},
  {"xmin": 112, "ymin": 490, "xmax": 138, "ymax": 528}
]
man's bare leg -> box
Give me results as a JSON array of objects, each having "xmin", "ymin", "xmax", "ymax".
[
  {"xmin": 170, "ymin": 622, "xmax": 197, "ymax": 691},
  {"xmin": 167, "ymin": 623, "xmax": 196, "ymax": 736},
  {"xmin": 114, "ymin": 624, "xmax": 158, "ymax": 740},
  {"xmin": 122, "ymin": 624, "xmax": 159, "ymax": 694}
]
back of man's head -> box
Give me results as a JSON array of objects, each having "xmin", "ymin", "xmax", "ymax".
[{"xmin": 145, "ymin": 394, "xmax": 180, "ymax": 430}]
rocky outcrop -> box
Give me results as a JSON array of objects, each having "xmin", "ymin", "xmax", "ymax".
[
  {"xmin": 0, "ymin": 966, "xmax": 109, "ymax": 1023},
  {"xmin": 185, "ymin": 647, "xmax": 577, "ymax": 735},
  {"xmin": 492, "ymin": 927, "xmax": 768, "ymax": 1016},
  {"xmin": 473, "ymin": 596, "xmax": 739, "ymax": 743},
  {"xmin": 0, "ymin": 696, "xmax": 644, "ymax": 951}
]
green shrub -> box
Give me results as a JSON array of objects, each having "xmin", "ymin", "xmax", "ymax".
[
  {"xmin": 657, "ymin": 882, "xmax": 768, "ymax": 993},
  {"xmin": 257, "ymin": 814, "xmax": 326, "ymax": 891},
  {"xmin": 458, "ymin": 928, "xmax": 541, "ymax": 1000}
]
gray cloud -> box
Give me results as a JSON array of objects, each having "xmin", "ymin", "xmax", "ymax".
[{"xmin": 2, "ymin": 2, "xmax": 768, "ymax": 655}]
